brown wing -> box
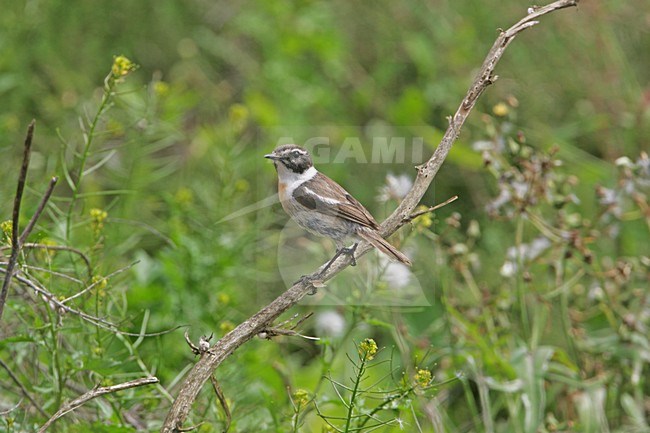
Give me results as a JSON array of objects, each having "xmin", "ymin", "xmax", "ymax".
[{"xmin": 293, "ymin": 172, "xmax": 380, "ymax": 230}]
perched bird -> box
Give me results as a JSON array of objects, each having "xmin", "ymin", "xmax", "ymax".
[{"xmin": 265, "ymin": 144, "xmax": 411, "ymax": 273}]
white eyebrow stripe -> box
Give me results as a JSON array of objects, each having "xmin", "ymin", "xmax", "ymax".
[{"xmin": 303, "ymin": 187, "xmax": 342, "ymax": 205}]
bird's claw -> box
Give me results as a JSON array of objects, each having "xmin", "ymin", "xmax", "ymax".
[
  {"xmin": 341, "ymin": 245, "xmax": 358, "ymax": 266},
  {"xmin": 294, "ymin": 274, "xmax": 325, "ymax": 295},
  {"xmin": 340, "ymin": 243, "xmax": 358, "ymax": 266}
]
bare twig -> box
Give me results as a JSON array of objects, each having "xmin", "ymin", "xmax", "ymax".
[
  {"xmin": 19, "ymin": 177, "xmax": 59, "ymax": 246},
  {"xmin": 10, "ymin": 243, "xmax": 93, "ymax": 276},
  {"xmin": 37, "ymin": 376, "xmax": 159, "ymax": 433},
  {"xmin": 403, "ymin": 195, "xmax": 459, "ymax": 223},
  {"xmin": 184, "ymin": 330, "xmax": 201, "ymax": 355},
  {"xmin": 161, "ymin": 2, "xmax": 579, "ymax": 431},
  {"xmin": 259, "ymin": 327, "xmax": 319, "ymax": 341},
  {"xmin": 60, "ymin": 260, "xmax": 138, "ymax": 304},
  {"xmin": 0, "ymin": 268, "xmax": 183, "ymax": 337},
  {"xmin": 259, "ymin": 313, "xmax": 318, "ymax": 340},
  {"xmin": 0, "ymin": 358, "xmax": 48, "ymax": 418},
  {"xmin": 210, "ymin": 375, "xmax": 232, "ymax": 432},
  {"xmin": 0, "ymin": 120, "xmax": 35, "ymax": 320},
  {"xmin": 176, "ymin": 423, "xmax": 204, "ymax": 432},
  {"xmin": 19, "ymin": 264, "xmax": 84, "ymax": 285},
  {"xmin": 0, "ymin": 399, "xmax": 23, "ymax": 416}
]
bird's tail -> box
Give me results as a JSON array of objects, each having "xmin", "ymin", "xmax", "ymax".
[{"xmin": 358, "ymin": 229, "xmax": 412, "ymax": 266}]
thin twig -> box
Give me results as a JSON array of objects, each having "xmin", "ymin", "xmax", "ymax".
[
  {"xmin": 0, "ymin": 120, "xmax": 35, "ymax": 320},
  {"xmin": 210, "ymin": 375, "xmax": 232, "ymax": 432},
  {"xmin": 0, "ymin": 358, "xmax": 48, "ymax": 418},
  {"xmin": 60, "ymin": 260, "xmax": 139, "ymax": 304},
  {"xmin": 176, "ymin": 423, "xmax": 204, "ymax": 432},
  {"xmin": 19, "ymin": 177, "xmax": 59, "ymax": 246},
  {"xmin": 9, "ymin": 243, "xmax": 93, "ymax": 276},
  {"xmin": 19, "ymin": 264, "xmax": 84, "ymax": 285},
  {"xmin": 37, "ymin": 376, "xmax": 159, "ymax": 433},
  {"xmin": 0, "ymin": 268, "xmax": 183, "ymax": 337},
  {"xmin": 259, "ymin": 313, "xmax": 318, "ymax": 340},
  {"xmin": 160, "ymin": 2, "xmax": 579, "ymax": 431},
  {"xmin": 0, "ymin": 398, "xmax": 23, "ymax": 416},
  {"xmin": 403, "ymin": 195, "xmax": 459, "ymax": 223}
]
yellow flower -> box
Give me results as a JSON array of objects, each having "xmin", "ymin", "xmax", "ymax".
[
  {"xmin": 92, "ymin": 275, "xmax": 108, "ymax": 295},
  {"xmin": 292, "ymin": 389, "xmax": 310, "ymax": 406},
  {"xmin": 217, "ymin": 293, "xmax": 231, "ymax": 305},
  {"xmin": 1, "ymin": 220, "xmax": 13, "ymax": 245},
  {"xmin": 413, "ymin": 205, "xmax": 433, "ymax": 231},
  {"xmin": 229, "ymin": 104, "xmax": 249, "ymax": 132},
  {"xmin": 414, "ymin": 369, "xmax": 432, "ymax": 387},
  {"xmin": 492, "ymin": 102, "xmax": 509, "ymax": 117},
  {"xmin": 90, "ymin": 208, "xmax": 108, "ymax": 236},
  {"xmin": 36, "ymin": 238, "xmax": 58, "ymax": 260},
  {"xmin": 219, "ymin": 321, "xmax": 235, "ymax": 334},
  {"xmin": 90, "ymin": 208, "xmax": 108, "ymax": 222},
  {"xmin": 234, "ymin": 179, "xmax": 249, "ymax": 192},
  {"xmin": 154, "ymin": 81, "xmax": 170, "ymax": 97},
  {"xmin": 174, "ymin": 187, "xmax": 194, "ymax": 206},
  {"xmin": 111, "ymin": 55, "xmax": 137, "ymax": 79},
  {"xmin": 359, "ymin": 338, "xmax": 378, "ymax": 360}
]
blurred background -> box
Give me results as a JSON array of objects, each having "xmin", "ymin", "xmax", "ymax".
[{"xmin": 0, "ymin": 1, "xmax": 648, "ymax": 432}]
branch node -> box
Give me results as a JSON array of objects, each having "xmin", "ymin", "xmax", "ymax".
[
  {"xmin": 199, "ymin": 333, "xmax": 213, "ymax": 353},
  {"xmin": 184, "ymin": 330, "xmax": 200, "ymax": 355}
]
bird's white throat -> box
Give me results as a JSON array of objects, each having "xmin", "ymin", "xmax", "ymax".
[{"xmin": 278, "ymin": 165, "xmax": 317, "ymax": 195}]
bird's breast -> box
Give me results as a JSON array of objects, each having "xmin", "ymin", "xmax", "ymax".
[{"xmin": 278, "ymin": 181, "xmax": 288, "ymax": 202}]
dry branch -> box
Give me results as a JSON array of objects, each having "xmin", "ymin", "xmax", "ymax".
[
  {"xmin": 0, "ymin": 120, "xmax": 35, "ymax": 320},
  {"xmin": 37, "ymin": 376, "xmax": 159, "ymax": 433},
  {"xmin": 0, "ymin": 358, "xmax": 48, "ymax": 418},
  {"xmin": 161, "ymin": 1, "xmax": 579, "ymax": 431},
  {"xmin": 18, "ymin": 177, "xmax": 59, "ymax": 246},
  {"xmin": 0, "ymin": 121, "xmax": 60, "ymax": 321}
]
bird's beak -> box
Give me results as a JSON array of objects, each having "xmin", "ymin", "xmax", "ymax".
[{"xmin": 264, "ymin": 153, "xmax": 280, "ymax": 160}]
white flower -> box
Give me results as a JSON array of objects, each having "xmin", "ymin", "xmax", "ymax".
[
  {"xmin": 511, "ymin": 180, "xmax": 529, "ymax": 200},
  {"xmin": 377, "ymin": 254, "xmax": 413, "ymax": 289},
  {"xmin": 471, "ymin": 140, "xmax": 494, "ymax": 151},
  {"xmin": 315, "ymin": 310, "xmax": 346, "ymax": 337},
  {"xmin": 500, "ymin": 261, "xmax": 517, "ymax": 278},
  {"xmin": 500, "ymin": 237, "xmax": 551, "ymax": 277},
  {"xmin": 615, "ymin": 156, "xmax": 633, "ymax": 168},
  {"xmin": 377, "ymin": 173, "xmax": 413, "ymax": 203},
  {"xmin": 382, "ymin": 261, "xmax": 412, "ymax": 289}
]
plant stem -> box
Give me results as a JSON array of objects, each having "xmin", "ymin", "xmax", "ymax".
[
  {"xmin": 515, "ymin": 215, "xmax": 530, "ymax": 342},
  {"xmin": 65, "ymin": 74, "xmax": 115, "ymax": 241},
  {"xmin": 344, "ymin": 354, "xmax": 367, "ymax": 433}
]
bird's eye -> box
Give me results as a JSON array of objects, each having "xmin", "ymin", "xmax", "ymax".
[{"xmin": 292, "ymin": 150, "xmax": 302, "ymax": 156}]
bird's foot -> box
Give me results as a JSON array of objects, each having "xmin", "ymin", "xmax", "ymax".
[
  {"xmin": 319, "ymin": 243, "xmax": 359, "ymax": 275},
  {"xmin": 340, "ymin": 243, "xmax": 359, "ymax": 266}
]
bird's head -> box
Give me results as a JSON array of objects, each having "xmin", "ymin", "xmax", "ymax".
[{"xmin": 264, "ymin": 144, "xmax": 313, "ymax": 174}]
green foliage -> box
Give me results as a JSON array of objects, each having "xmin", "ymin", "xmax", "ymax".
[{"xmin": 1, "ymin": 1, "xmax": 649, "ymax": 432}]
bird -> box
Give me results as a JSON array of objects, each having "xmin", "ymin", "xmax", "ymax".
[{"xmin": 265, "ymin": 144, "xmax": 411, "ymax": 275}]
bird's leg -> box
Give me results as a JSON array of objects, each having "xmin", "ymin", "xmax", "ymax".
[
  {"xmin": 319, "ymin": 242, "xmax": 359, "ymax": 275},
  {"xmin": 294, "ymin": 243, "xmax": 360, "ymax": 295},
  {"xmin": 318, "ymin": 248, "xmax": 347, "ymax": 276},
  {"xmin": 341, "ymin": 243, "xmax": 358, "ymax": 266}
]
